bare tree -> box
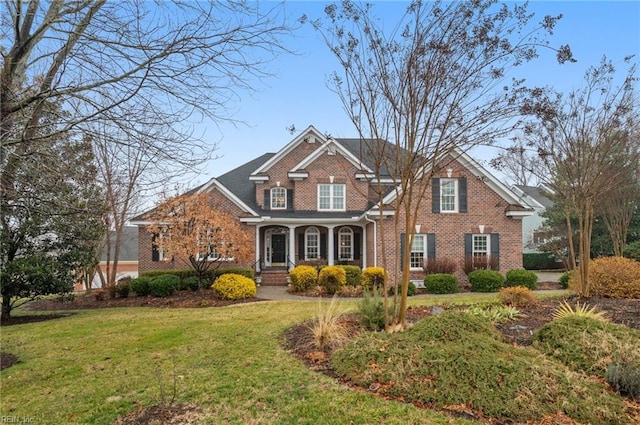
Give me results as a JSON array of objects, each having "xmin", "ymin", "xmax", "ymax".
[
  {"xmin": 521, "ymin": 57, "xmax": 639, "ymax": 297},
  {"xmin": 491, "ymin": 140, "xmax": 544, "ymax": 186},
  {"xmin": 312, "ymin": 0, "xmax": 572, "ymax": 328},
  {"xmin": 2, "ymin": 1, "xmax": 292, "ymax": 286}
]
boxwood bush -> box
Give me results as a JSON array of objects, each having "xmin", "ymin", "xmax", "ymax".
[
  {"xmin": 504, "ymin": 268, "xmax": 538, "ymax": 290},
  {"xmin": 340, "ymin": 265, "xmax": 362, "ymax": 287},
  {"xmin": 289, "ymin": 265, "xmax": 318, "ymax": 292},
  {"xmin": 361, "ymin": 267, "xmax": 387, "ymax": 289},
  {"xmin": 559, "ymin": 270, "xmax": 572, "ymax": 289},
  {"xmin": 211, "ymin": 273, "xmax": 256, "ymax": 300},
  {"xmin": 149, "ymin": 274, "xmax": 179, "ymax": 297},
  {"xmin": 318, "ymin": 266, "xmax": 347, "ymax": 295},
  {"xmin": 130, "ymin": 276, "xmax": 153, "ymax": 296},
  {"xmin": 468, "ymin": 269, "xmax": 504, "ymax": 292},
  {"xmin": 389, "ymin": 281, "xmax": 417, "ymax": 297},
  {"xmin": 423, "ymin": 273, "xmax": 458, "ymax": 294}
]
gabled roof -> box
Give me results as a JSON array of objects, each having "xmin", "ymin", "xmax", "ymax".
[
  {"xmin": 101, "ymin": 227, "xmax": 138, "ymax": 261},
  {"xmin": 513, "ymin": 185, "xmax": 555, "ymax": 209},
  {"xmin": 290, "ymin": 137, "xmax": 373, "ymax": 174}
]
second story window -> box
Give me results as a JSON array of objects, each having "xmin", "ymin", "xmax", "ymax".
[
  {"xmin": 318, "ymin": 183, "xmax": 345, "ymax": 211},
  {"xmin": 440, "ymin": 178, "xmax": 458, "ymax": 212},
  {"xmin": 271, "ymin": 187, "xmax": 287, "ymax": 209}
]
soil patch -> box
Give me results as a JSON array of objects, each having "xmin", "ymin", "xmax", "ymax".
[{"xmin": 115, "ymin": 403, "xmax": 206, "ymax": 425}]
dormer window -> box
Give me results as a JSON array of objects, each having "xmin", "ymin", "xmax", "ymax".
[{"xmin": 271, "ymin": 187, "xmax": 287, "ymax": 209}]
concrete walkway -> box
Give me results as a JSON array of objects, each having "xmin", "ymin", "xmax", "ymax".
[{"xmin": 256, "ymin": 271, "xmax": 565, "ymax": 301}]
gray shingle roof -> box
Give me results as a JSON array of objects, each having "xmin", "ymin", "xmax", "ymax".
[
  {"xmin": 216, "ymin": 152, "xmax": 275, "ymax": 212},
  {"xmin": 514, "ymin": 185, "xmax": 554, "ymax": 209}
]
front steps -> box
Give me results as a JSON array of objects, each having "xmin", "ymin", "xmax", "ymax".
[{"xmin": 258, "ymin": 269, "xmax": 289, "ymax": 286}]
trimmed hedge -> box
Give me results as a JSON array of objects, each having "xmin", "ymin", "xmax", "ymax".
[
  {"xmin": 504, "ymin": 269, "xmax": 538, "ymax": 290},
  {"xmin": 523, "ymin": 253, "xmax": 562, "ymax": 270},
  {"xmin": 149, "ymin": 274, "xmax": 179, "ymax": 297},
  {"xmin": 468, "ymin": 269, "xmax": 504, "ymax": 292},
  {"xmin": 289, "ymin": 265, "xmax": 318, "ymax": 292},
  {"xmin": 424, "ymin": 273, "xmax": 458, "ymax": 294},
  {"xmin": 130, "ymin": 276, "xmax": 153, "ymax": 296},
  {"xmin": 361, "ymin": 267, "xmax": 387, "ymax": 289},
  {"xmin": 140, "ymin": 267, "xmax": 254, "ymax": 290}
]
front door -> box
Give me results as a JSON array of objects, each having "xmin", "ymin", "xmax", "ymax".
[{"xmin": 271, "ymin": 234, "xmax": 286, "ymax": 266}]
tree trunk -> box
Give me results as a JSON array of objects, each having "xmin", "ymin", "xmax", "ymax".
[{"xmin": 2, "ymin": 294, "xmax": 12, "ymax": 321}]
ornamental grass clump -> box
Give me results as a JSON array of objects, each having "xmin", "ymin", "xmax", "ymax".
[
  {"xmin": 211, "ymin": 273, "xmax": 256, "ymax": 300},
  {"xmin": 308, "ymin": 296, "xmax": 350, "ymax": 350},
  {"xmin": 288, "ymin": 265, "xmax": 318, "ymax": 292}
]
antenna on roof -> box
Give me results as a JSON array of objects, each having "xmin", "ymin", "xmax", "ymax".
[{"xmin": 286, "ymin": 124, "xmax": 296, "ymax": 135}]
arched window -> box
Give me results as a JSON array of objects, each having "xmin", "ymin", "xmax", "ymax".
[
  {"xmin": 338, "ymin": 227, "xmax": 353, "ymax": 261},
  {"xmin": 305, "ymin": 227, "xmax": 319, "ymax": 260},
  {"xmin": 271, "ymin": 187, "xmax": 287, "ymax": 209}
]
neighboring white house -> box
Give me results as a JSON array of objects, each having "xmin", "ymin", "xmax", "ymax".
[{"xmin": 512, "ymin": 185, "xmax": 554, "ymax": 253}]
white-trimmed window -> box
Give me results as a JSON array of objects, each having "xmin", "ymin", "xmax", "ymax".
[
  {"xmin": 305, "ymin": 227, "xmax": 320, "ymax": 260},
  {"xmin": 410, "ymin": 234, "xmax": 425, "ymax": 269},
  {"xmin": 318, "ymin": 184, "xmax": 345, "ymax": 211},
  {"xmin": 440, "ymin": 178, "xmax": 458, "ymax": 212},
  {"xmin": 152, "ymin": 231, "xmax": 169, "ymax": 262},
  {"xmin": 271, "ymin": 187, "xmax": 287, "ymax": 209},
  {"xmin": 338, "ymin": 227, "xmax": 353, "ymax": 261},
  {"xmin": 473, "ymin": 234, "xmax": 489, "ymax": 258}
]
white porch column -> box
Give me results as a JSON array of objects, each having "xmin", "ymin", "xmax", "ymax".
[
  {"xmin": 326, "ymin": 225, "xmax": 336, "ymax": 266},
  {"xmin": 361, "ymin": 224, "xmax": 367, "ymax": 269},
  {"xmin": 255, "ymin": 225, "xmax": 261, "ymax": 273},
  {"xmin": 288, "ymin": 225, "xmax": 296, "ymax": 271}
]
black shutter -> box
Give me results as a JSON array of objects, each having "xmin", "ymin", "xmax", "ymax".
[
  {"xmin": 298, "ymin": 233, "xmax": 304, "ymax": 261},
  {"xmin": 459, "ymin": 177, "xmax": 467, "ymax": 213},
  {"xmin": 151, "ymin": 233, "xmax": 160, "ymax": 262},
  {"xmin": 287, "ymin": 189, "xmax": 294, "ymax": 210},
  {"xmin": 432, "ymin": 178, "xmax": 440, "ymax": 213},
  {"xmin": 491, "ymin": 233, "xmax": 500, "ymax": 269},
  {"xmin": 320, "ymin": 233, "xmax": 327, "ymax": 260},
  {"xmin": 464, "ymin": 233, "xmax": 472, "ymax": 257},
  {"xmin": 427, "ymin": 233, "xmax": 436, "ymax": 261},
  {"xmin": 354, "ymin": 232, "xmax": 361, "ymax": 260},
  {"xmin": 264, "ymin": 189, "xmax": 270, "ymax": 210},
  {"xmin": 400, "ymin": 233, "xmax": 405, "ymax": 271},
  {"xmin": 333, "ymin": 231, "xmax": 339, "ymax": 262}
]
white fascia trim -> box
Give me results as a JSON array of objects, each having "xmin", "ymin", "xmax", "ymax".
[
  {"xmin": 249, "ymin": 175, "xmax": 269, "ymax": 182},
  {"xmin": 506, "ymin": 210, "xmax": 534, "ymax": 218},
  {"xmin": 251, "ymin": 125, "xmax": 326, "ymax": 175},
  {"xmin": 241, "ymin": 216, "xmax": 368, "ymax": 226},
  {"xmin": 291, "ymin": 138, "xmax": 373, "ymax": 174},
  {"xmin": 287, "ymin": 171, "xmax": 309, "ymax": 179},
  {"xmin": 366, "ymin": 209, "xmax": 396, "ymax": 217},
  {"xmin": 197, "ymin": 178, "xmax": 260, "ymax": 217}
]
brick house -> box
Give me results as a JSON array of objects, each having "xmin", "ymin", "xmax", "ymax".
[{"xmin": 132, "ymin": 125, "xmax": 532, "ymax": 286}]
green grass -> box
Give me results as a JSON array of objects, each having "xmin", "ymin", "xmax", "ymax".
[{"xmin": 1, "ymin": 300, "xmax": 480, "ymax": 425}]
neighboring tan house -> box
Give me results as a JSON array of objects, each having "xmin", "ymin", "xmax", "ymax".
[
  {"xmin": 132, "ymin": 125, "xmax": 533, "ymax": 286},
  {"xmin": 511, "ymin": 185, "xmax": 554, "ymax": 253}
]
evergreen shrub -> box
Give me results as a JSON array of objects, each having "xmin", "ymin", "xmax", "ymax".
[
  {"xmin": 318, "ymin": 266, "xmax": 347, "ymax": 295},
  {"xmin": 211, "ymin": 273, "xmax": 256, "ymax": 300},
  {"xmin": 468, "ymin": 269, "xmax": 504, "ymax": 292},
  {"xmin": 289, "ymin": 265, "xmax": 318, "ymax": 292},
  {"xmin": 361, "ymin": 267, "xmax": 387, "ymax": 289},
  {"xmin": 504, "ymin": 268, "xmax": 538, "ymax": 290},
  {"xmin": 149, "ymin": 274, "xmax": 179, "ymax": 297},
  {"xmin": 423, "ymin": 273, "xmax": 458, "ymax": 294}
]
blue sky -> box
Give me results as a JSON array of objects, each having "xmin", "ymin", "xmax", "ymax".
[{"xmin": 194, "ymin": 1, "xmax": 639, "ymax": 184}]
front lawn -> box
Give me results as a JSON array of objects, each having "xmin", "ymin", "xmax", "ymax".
[{"xmin": 1, "ymin": 301, "xmax": 476, "ymax": 425}]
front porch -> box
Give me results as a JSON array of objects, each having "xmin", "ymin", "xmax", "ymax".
[{"xmin": 252, "ymin": 222, "xmax": 371, "ymax": 285}]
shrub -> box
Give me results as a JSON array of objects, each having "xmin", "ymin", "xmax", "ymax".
[
  {"xmin": 318, "ymin": 266, "xmax": 347, "ymax": 295},
  {"xmin": 130, "ymin": 276, "xmax": 153, "ymax": 296},
  {"xmin": 183, "ymin": 276, "xmax": 200, "ymax": 291},
  {"xmin": 465, "ymin": 305, "xmax": 521, "ymax": 323},
  {"xmin": 340, "ymin": 265, "xmax": 361, "ymax": 287},
  {"xmin": 551, "ymin": 300, "xmax": 607, "ymax": 321},
  {"xmin": 361, "ymin": 267, "xmax": 387, "ymax": 290},
  {"xmin": 533, "ymin": 315, "xmax": 640, "ymax": 377},
  {"xmin": 423, "ymin": 273, "xmax": 458, "ymax": 294},
  {"xmin": 589, "ymin": 256, "xmax": 640, "ymax": 298},
  {"xmin": 289, "ymin": 265, "xmax": 318, "ymax": 292},
  {"xmin": 115, "ymin": 276, "xmax": 131, "ymax": 298},
  {"xmin": 389, "ymin": 281, "xmax": 417, "ymax": 297},
  {"xmin": 606, "ymin": 362, "xmax": 640, "ymax": 401},
  {"xmin": 358, "ymin": 286, "xmax": 389, "ymax": 331},
  {"xmin": 149, "ymin": 274, "xmax": 179, "ymax": 297},
  {"xmin": 106, "ymin": 283, "xmax": 117, "ymax": 299},
  {"xmin": 211, "ymin": 273, "xmax": 256, "ymax": 300},
  {"xmin": 213, "ymin": 267, "xmax": 254, "ymax": 280},
  {"xmin": 522, "ymin": 253, "xmax": 560, "ymax": 270},
  {"xmin": 94, "ymin": 290, "xmax": 106, "ymax": 301},
  {"xmin": 468, "ymin": 269, "xmax": 504, "ymax": 292},
  {"xmin": 498, "ymin": 286, "xmax": 539, "ymax": 308},
  {"xmin": 559, "ymin": 270, "xmax": 572, "ymax": 289},
  {"xmin": 623, "ymin": 240, "xmax": 640, "ymax": 261},
  {"xmin": 423, "ymin": 257, "xmax": 457, "ymax": 274},
  {"xmin": 504, "ymin": 268, "xmax": 538, "ymax": 290}
]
